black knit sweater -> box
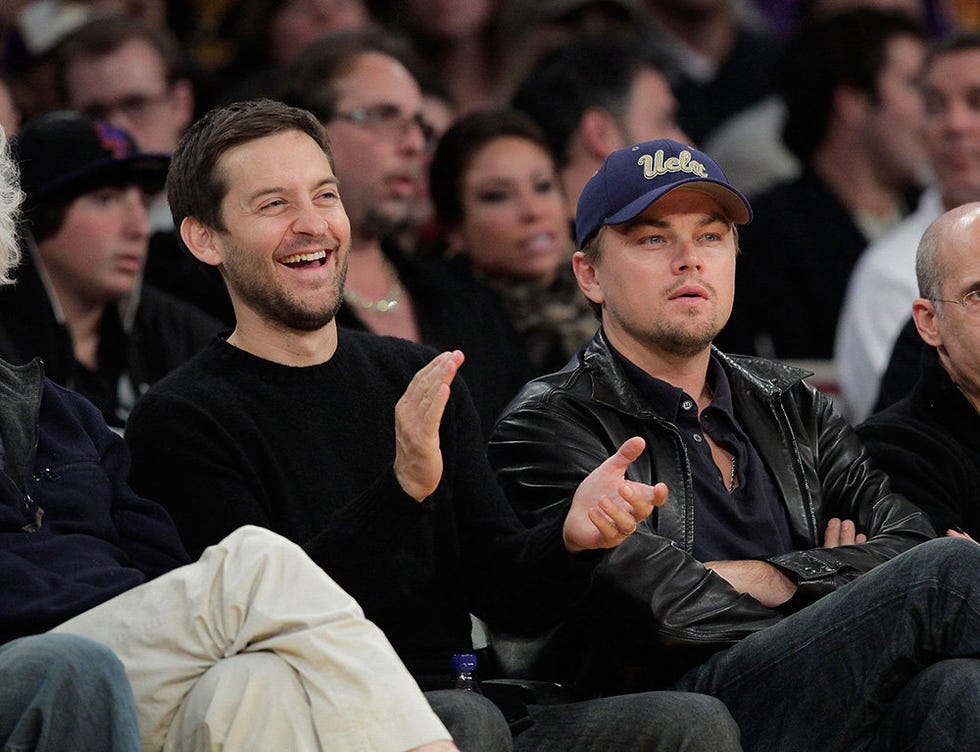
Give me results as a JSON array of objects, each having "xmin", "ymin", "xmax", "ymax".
[{"xmin": 126, "ymin": 329, "xmax": 590, "ymax": 687}]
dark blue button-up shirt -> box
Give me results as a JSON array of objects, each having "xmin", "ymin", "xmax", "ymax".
[{"xmin": 613, "ymin": 348, "xmax": 794, "ymax": 562}]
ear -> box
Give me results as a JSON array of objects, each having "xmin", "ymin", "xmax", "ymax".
[
  {"xmin": 573, "ymin": 250, "xmax": 604, "ymax": 306},
  {"xmin": 170, "ymin": 79, "xmax": 195, "ymax": 132},
  {"xmin": 912, "ymin": 297, "xmax": 942, "ymax": 347},
  {"xmin": 578, "ymin": 107, "xmax": 623, "ymax": 159},
  {"xmin": 180, "ymin": 216, "xmax": 223, "ymax": 267},
  {"xmin": 833, "ymin": 84, "xmax": 870, "ymax": 127}
]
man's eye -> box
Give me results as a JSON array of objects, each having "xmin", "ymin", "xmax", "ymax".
[{"xmin": 476, "ymin": 190, "xmax": 509, "ymax": 203}]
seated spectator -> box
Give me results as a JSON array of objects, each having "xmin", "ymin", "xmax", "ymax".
[
  {"xmin": 724, "ymin": 8, "xmax": 927, "ymax": 358},
  {"xmin": 124, "ymin": 97, "xmax": 743, "ymax": 752},
  {"xmin": 487, "ymin": 137, "xmax": 980, "ymax": 751},
  {"xmin": 640, "ymin": 0, "xmax": 780, "ymax": 144},
  {"xmin": 0, "ymin": 118, "xmax": 455, "ymax": 752},
  {"xmin": 0, "ymin": 111, "xmax": 221, "ymax": 428},
  {"xmin": 511, "ymin": 36, "xmax": 687, "ymax": 222},
  {"xmin": 282, "ymin": 28, "xmax": 533, "ymax": 435},
  {"xmin": 858, "ymin": 202, "xmax": 980, "ymax": 539},
  {"xmin": 55, "ymin": 14, "xmax": 234, "ymax": 323},
  {"xmin": 428, "ymin": 108, "xmax": 595, "ymax": 373},
  {"xmin": 0, "ymin": 634, "xmax": 140, "ymax": 752},
  {"xmin": 835, "ymin": 31, "xmax": 980, "ymax": 423}
]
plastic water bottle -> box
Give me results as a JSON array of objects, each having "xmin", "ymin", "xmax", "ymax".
[{"xmin": 450, "ymin": 652, "xmax": 482, "ymax": 693}]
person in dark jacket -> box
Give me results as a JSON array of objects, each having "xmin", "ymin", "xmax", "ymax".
[
  {"xmin": 488, "ymin": 138, "xmax": 980, "ymax": 752},
  {"xmin": 858, "ymin": 202, "xmax": 980, "ymax": 539},
  {"xmin": 1, "ymin": 111, "xmax": 221, "ymax": 429}
]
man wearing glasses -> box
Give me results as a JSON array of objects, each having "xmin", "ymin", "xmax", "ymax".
[
  {"xmin": 57, "ymin": 15, "xmax": 194, "ymax": 158},
  {"xmin": 56, "ymin": 14, "xmax": 235, "ymax": 324},
  {"xmin": 281, "ymin": 28, "xmax": 532, "ymax": 436},
  {"xmin": 859, "ymin": 202, "xmax": 980, "ymax": 541}
]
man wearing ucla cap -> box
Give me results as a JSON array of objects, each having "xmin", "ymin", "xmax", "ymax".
[
  {"xmin": 0, "ymin": 110, "xmax": 219, "ymax": 428},
  {"xmin": 490, "ymin": 138, "xmax": 980, "ymax": 750}
]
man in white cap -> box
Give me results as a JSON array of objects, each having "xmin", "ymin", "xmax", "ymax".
[{"xmin": 490, "ymin": 137, "xmax": 980, "ymax": 752}]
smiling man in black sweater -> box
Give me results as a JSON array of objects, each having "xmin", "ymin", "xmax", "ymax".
[{"xmin": 125, "ymin": 98, "xmax": 744, "ymax": 752}]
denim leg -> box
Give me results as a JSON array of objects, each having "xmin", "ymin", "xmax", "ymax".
[
  {"xmin": 675, "ymin": 538, "xmax": 980, "ymax": 752},
  {"xmin": 866, "ymin": 658, "xmax": 980, "ymax": 752},
  {"xmin": 513, "ymin": 692, "xmax": 742, "ymax": 752},
  {"xmin": 0, "ymin": 633, "xmax": 140, "ymax": 752},
  {"xmin": 426, "ymin": 689, "xmax": 513, "ymax": 752}
]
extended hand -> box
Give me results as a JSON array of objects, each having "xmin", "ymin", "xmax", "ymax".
[
  {"xmin": 823, "ymin": 518, "xmax": 867, "ymax": 547},
  {"xmin": 563, "ymin": 437, "xmax": 668, "ymax": 553},
  {"xmin": 394, "ymin": 351, "xmax": 464, "ymax": 501},
  {"xmin": 703, "ymin": 560, "xmax": 797, "ymax": 608}
]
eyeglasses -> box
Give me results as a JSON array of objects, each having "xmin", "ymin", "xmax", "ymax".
[
  {"xmin": 929, "ymin": 289, "xmax": 980, "ymax": 315},
  {"xmin": 82, "ymin": 90, "xmax": 172, "ymax": 123},
  {"xmin": 330, "ymin": 104, "xmax": 437, "ymax": 150}
]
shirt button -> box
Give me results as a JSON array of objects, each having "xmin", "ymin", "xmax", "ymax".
[
  {"xmin": 693, "ymin": 433, "xmax": 703, "ymax": 443},
  {"xmin": 682, "ymin": 400, "xmax": 694, "ymax": 411}
]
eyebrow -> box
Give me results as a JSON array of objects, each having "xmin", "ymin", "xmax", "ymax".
[{"xmin": 246, "ymin": 177, "xmax": 339, "ymax": 204}]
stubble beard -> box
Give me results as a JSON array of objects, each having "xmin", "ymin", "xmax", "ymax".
[{"xmin": 224, "ymin": 239, "xmax": 350, "ymax": 333}]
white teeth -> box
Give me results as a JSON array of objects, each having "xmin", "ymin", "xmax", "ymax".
[{"xmin": 280, "ymin": 250, "xmax": 327, "ymax": 265}]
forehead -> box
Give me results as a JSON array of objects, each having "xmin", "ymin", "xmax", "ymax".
[
  {"xmin": 70, "ymin": 38, "xmax": 165, "ymax": 84},
  {"xmin": 465, "ymin": 136, "xmax": 553, "ymax": 181},
  {"xmin": 924, "ymin": 48, "xmax": 980, "ymax": 92},
  {"xmin": 216, "ymin": 130, "xmax": 333, "ymax": 192},
  {"xmin": 940, "ymin": 213, "xmax": 980, "ymax": 279},
  {"xmin": 332, "ymin": 51, "xmax": 422, "ymax": 107}
]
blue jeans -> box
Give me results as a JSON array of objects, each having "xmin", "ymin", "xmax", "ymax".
[
  {"xmin": 428, "ymin": 688, "xmax": 742, "ymax": 751},
  {"xmin": 0, "ymin": 634, "xmax": 140, "ymax": 752},
  {"xmin": 675, "ymin": 537, "xmax": 980, "ymax": 752}
]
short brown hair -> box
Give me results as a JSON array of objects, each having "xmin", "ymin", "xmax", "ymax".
[
  {"xmin": 167, "ymin": 98, "xmax": 332, "ymax": 237},
  {"xmin": 58, "ymin": 14, "xmax": 187, "ymax": 88},
  {"xmin": 281, "ymin": 28, "xmax": 419, "ymax": 123}
]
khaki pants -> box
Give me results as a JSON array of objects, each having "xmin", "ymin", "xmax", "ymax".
[{"xmin": 53, "ymin": 526, "xmax": 448, "ymax": 752}]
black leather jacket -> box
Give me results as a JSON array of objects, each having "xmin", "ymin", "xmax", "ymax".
[{"xmin": 488, "ymin": 329, "xmax": 933, "ymax": 686}]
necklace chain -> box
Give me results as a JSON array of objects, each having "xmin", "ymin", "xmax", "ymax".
[
  {"xmin": 344, "ymin": 258, "xmax": 403, "ymax": 313},
  {"xmin": 728, "ymin": 452, "xmax": 737, "ymax": 493}
]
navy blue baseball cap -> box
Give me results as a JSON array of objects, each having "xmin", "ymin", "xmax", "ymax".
[{"xmin": 575, "ymin": 138, "xmax": 752, "ymax": 248}]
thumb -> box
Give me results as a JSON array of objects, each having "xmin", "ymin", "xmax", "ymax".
[{"xmin": 606, "ymin": 436, "xmax": 646, "ymax": 471}]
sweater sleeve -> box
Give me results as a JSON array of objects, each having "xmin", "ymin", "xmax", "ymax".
[{"xmin": 442, "ymin": 376, "xmax": 597, "ymax": 633}]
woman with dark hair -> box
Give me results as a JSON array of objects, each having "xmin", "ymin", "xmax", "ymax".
[{"xmin": 429, "ymin": 108, "xmax": 595, "ymax": 373}]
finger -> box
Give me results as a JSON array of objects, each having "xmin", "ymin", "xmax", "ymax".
[
  {"xmin": 617, "ymin": 482, "xmax": 654, "ymax": 522},
  {"xmin": 598, "ymin": 495, "xmax": 639, "ymax": 535},
  {"xmin": 839, "ymin": 519, "xmax": 857, "ymax": 545},
  {"xmin": 402, "ymin": 352, "xmax": 461, "ymax": 412},
  {"xmin": 824, "ymin": 518, "xmax": 841, "ymax": 548},
  {"xmin": 855, "ymin": 533, "xmax": 867, "ymax": 544},
  {"xmin": 587, "ymin": 504, "xmax": 625, "ymax": 545},
  {"xmin": 600, "ymin": 436, "xmax": 647, "ymax": 476},
  {"xmin": 420, "ymin": 382, "xmax": 452, "ymax": 434}
]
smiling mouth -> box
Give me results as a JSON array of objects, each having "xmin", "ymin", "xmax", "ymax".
[{"xmin": 278, "ymin": 250, "xmax": 329, "ymax": 268}]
